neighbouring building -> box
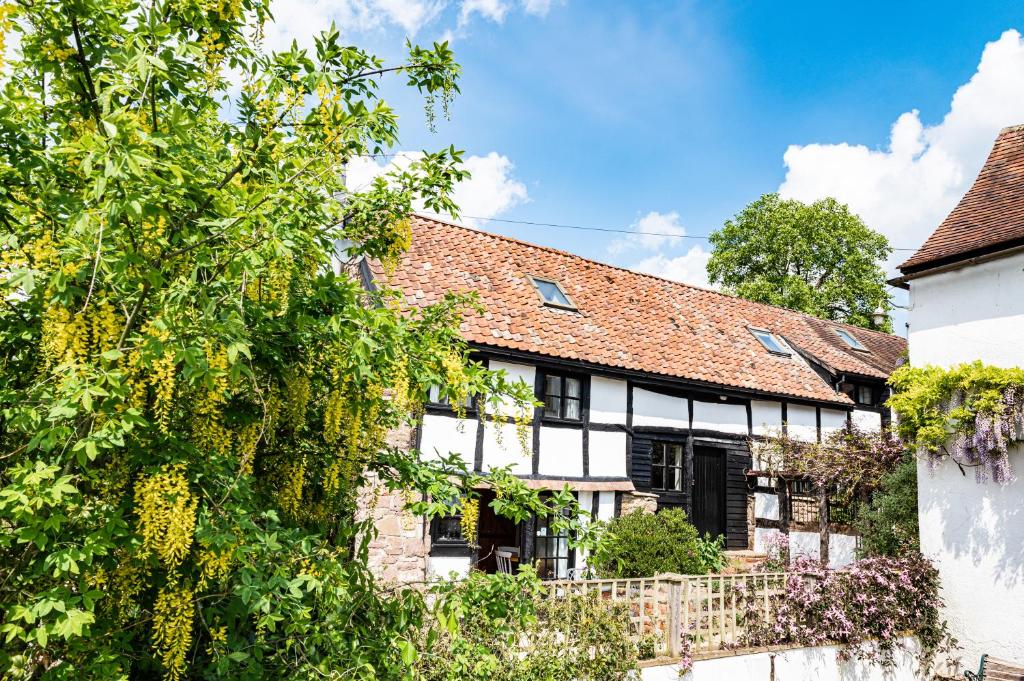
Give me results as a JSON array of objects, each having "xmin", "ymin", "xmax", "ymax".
[
  {"xmin": 361, "ymin": 214, "xmax": 906, "ymax": 583},
  {"xmin": 893, "ymin": 124, "xmax": 1024, "ymax": 664}
]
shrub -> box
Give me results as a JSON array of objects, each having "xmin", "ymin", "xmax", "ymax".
[
  {"xmin": 855, "ymin": 455, "xmax": 920, "ymax": 556},
  {"xmin": 591, "ymin": 508, "xmax": 706, "ymax": 577},
  {"xmin": 695, "ymin": 532, "xmax": 728, "ymax": 573}
]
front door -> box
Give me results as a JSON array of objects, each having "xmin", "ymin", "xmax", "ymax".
[
  {"xmin": 476, "ymin": 490, "xmax": 519, "ymax": 573},
  {"xmin": 692, "ymin": 446, "xmax": 726, "ymax": 537}
]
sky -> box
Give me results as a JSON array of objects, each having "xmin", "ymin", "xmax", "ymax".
[{"xmin": 274, "ymin": 0, "xmax": 1024, "ymax": 331}]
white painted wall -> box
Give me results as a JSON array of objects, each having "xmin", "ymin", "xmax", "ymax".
[
  {"xmin": 790, "ymin": 531, "xmax": 821, "ymax": 561},
  {"xmin": 594, "ymin": 490, "xmax": 616, "ymax": 521},
  {"xmin": 754, "ymin": 492, "xmax": 779, "ymax": 521},
  {"xmin": 480, "ymin": 422, "xmax": 532, "ymax": 474},
  {"xmin": 588, "ymin": 430, "xmax": 628, "ymax": 477},
  {"xmin": 819, "ymin": 408, "xmax": 848, "ymax": 439},
  {"xmin": 753, "ymin": 527, "xmax": 782, "ymax": 555},
  {"xmin": 641, "ymin": 637, "xmax": 923, "ymax": 681},
  {"xmin": 537, "ymin": 426, "xmax": 583, "ymax": 476},
  {"xmin": 419, "ymin": 414, "xmax": 477, "ymax": 467},
  {"xmin": 589, "ymin": 376, "xmax": 628, "ymax": 424},
  {"xmin": 485, "ymin": 360, "xmax": 535, "ymax": 418},
  {"xmin": 908, "ymin": 255, "xmax": 1024, "ymax": 664},
  {"xmin": 787, "ymin": 404, "xmax": 818, "ymax": 442},
  {"xmin": 692, "ymin": 399, "xmax": 748, "ymax": 435},
  {"xmin": 632, "ymin": 388, "xmax": 689, "ymax": 429},
  {"xmin": 828, "ymin": 533, "xmax": 858, "ymax": 569},
  {"xmin": 750, "ymin": 400, "xmax": 782, "ymax": 436},
  {"xmin": 427, "ymin": 555, "xmax": 471, "ymax": 580},
  {"xmin": 851, "ymin": 409, "xmax": 882, "ymax": 432}
]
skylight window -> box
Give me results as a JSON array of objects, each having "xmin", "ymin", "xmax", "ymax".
[
  {"xmin": 835, "ymin": 328, "xmax": 868, "ymax": 351},
  {"xmin": 529, "ymin": 276, "xmax": 576, "ymax": 310},
  {"xmin": 749, "ymin": 328, "xmax": 790, "ymax": 356}
]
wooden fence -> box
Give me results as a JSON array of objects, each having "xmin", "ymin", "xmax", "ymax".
[{"xmin": 546, "ymin": 572, "xmax": 790, "ymax": 657}]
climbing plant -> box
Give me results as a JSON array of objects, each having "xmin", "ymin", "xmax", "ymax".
[
  {"xmin": 0, "ymin": 2, "xmax": 597, "ymax": 679},
  {"xmin": 889, "ymin": 361, "xmax": 1024, "ymax": 483}
]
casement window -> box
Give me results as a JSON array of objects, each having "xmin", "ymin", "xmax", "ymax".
[
  {"xmin": 541, "ymin": 372, "xmax": 584, "ymax": 421},
  {"xmin": 427, "ymin": 385, "xmax": 475, "ymax": 410},
  {"xmin": 535, "ymin": 506, "xmax": 573, "ymax": 580},
  {"xmin": 835, "ymin": 328, "xmax": 868, "ymax": 351},
  {"xmin": 651, "ymin": 441, "xmax": 685, "ymax": 492},
  {"xmin": 430, "ymin": 500, "xmax": 470, "ymax": 552}
]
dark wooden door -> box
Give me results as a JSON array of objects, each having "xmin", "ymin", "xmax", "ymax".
[
  {"xmin": 476, "ymin": 490, "xmax": 519, "ymax": 573},
  {"xmin": 692, "ymin": 446, "xmax": 726, "ymax": 537}
]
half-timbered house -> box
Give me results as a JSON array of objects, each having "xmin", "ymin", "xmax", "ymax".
[{"xmin": 358, "ymin": 215, "xmax": 906, "ymax": 582}]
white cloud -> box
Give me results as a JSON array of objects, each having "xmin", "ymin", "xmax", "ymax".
[
  {"xmin": 630, "ymin": 247, "xmax": 713, "ymax": 289},
  {"xmin": 521, "ymin": 0, "xmax": 556, "ymax": 16},
  {"xmin": 778, "ymin": 29, "xmax": 1024, "ymax": 270},
  {"xmin": 263, "ymin": 0, "xmax": 447, "ymax": 51},
  {"xmin": 458, "ymin": 0, "xmax": 510, "ymax": 26},
  {"xmin": 345, "ymin": 150, "xmax": 528, "ymax": 225},
  {"xmin": 608, "ymin": 211, "xmax": 687, "ymax": 254}
]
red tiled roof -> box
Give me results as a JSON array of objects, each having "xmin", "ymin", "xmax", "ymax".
[
  {"xmin": 372, "ymin": 215, "xmax": 907, "ymax": 405},
  {"xmin": 899, "ymin": 125, "xmax": 1024, "ymax": 275}
]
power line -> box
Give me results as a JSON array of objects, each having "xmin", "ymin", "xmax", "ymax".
[{"xmin": 435, "ymin": 213, "xmax": 920, "ymax": 252}]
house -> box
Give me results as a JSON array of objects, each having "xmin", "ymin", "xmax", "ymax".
[
  {"xmin": 892, "ymin": 124, "xmax": 1024, "ymax": 664},
  {"xmin": 359, "ymin": 214, "xmax": 906, "ymax": 583}
]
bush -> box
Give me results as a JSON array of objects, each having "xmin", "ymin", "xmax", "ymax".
[
  {"xmin": 592, "ymin": 508, "xmax": 706, "ymax": 577},
  {"xmin": 695, "ymin": 532, "xmax": 728, "ymax": 573},
  {"xmin": 855, "ymin": 455, "xmax": 920, "ymax": 556}
]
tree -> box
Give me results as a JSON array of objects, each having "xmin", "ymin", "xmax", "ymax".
[
  {"xmin": 706, "ymin": 194, "xmax": 893, "ymax": 331},
  {"xmin": 854, "ymin": 456, "xmax": 920, "ymax": 557},
  {"xmin": 0, "ymin": 3, "xmax": 593, "ymax": 679}
]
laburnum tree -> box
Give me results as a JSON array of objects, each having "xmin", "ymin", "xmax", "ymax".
[
  {"xmin": 706, "ymin": 193, "xmax": 893, "ymax": 331},
  {"xmin": 0, "ymin": 2, "xmax": 593, "ymax": 679}
]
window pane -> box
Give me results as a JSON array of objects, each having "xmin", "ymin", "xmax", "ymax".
[
  {"xmin": 564, "ymin": 397, "xmax": 581, "ymax": 421},
  {"xmin": 544, "ymin": 395, "xmax": 561, "ymax": 418},
  {"xmin": 534, "ymin": 279, "xmax": 573, "ymax": 307},
  {"xmin": 672, "ymin": 467, "xmax": 683, "ymax": 491},
  {"xmin": 565, "ymin": 377, "xmax": 581, "ymax": 398},
  {"xmin": 653, "ymin": 443, "xmax": 666, "ymax": 466},
  {"xmin": 857, "ymin": 385, "xmax": 873, "ymax": 405},
  {"xmin": 752, "ymin": 330, "xmax": 788, "ymax": 355},
  {"xmin": 836, "ymin": 328, "xmax": 867, "ymax": 351},
  {"xmin": 651, "ymin": 464, "xmax": 664, "ymax": 490},
  {"xmin": 670, "ymin": 444, "xmax": 684, "ymax": 468},
  {"xmin": 545, "ymin": 374, "xmax": 562, "ymax": 397}
]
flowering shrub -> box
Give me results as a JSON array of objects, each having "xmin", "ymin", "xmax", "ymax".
[
  {"xmin": 736, "ymin": 553, "xmax": 957, "ymax": 673},
  {"xmin": 889, "ymin": 362, "xmax": 1024, "ymax": 483},
  {"xmin": 756, "ymin": 532, "xmax": 790, "ymax": 572}
]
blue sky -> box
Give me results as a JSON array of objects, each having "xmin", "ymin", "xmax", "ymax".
[{"xmin": 279, "ymin": 0, "xmax": 1024, "ymax": 317}]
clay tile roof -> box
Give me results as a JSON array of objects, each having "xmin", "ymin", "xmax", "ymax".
[
  {"xmin": 371, "ymin": 215, "xmax": 908, "ymax": 405},
  {"xmin": 899, "ymin": 125, "xmax": 1024, "ymax": 276}
]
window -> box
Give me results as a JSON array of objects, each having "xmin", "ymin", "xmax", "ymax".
[
  {"xmin": 835, "ymin": 328, "xmax": 868, "ymax": 351},
  {"xmin": 541, "ymin": 373, "xmax": 583, "ymax": 421},
  {"xmin": 535, "ymin": 506, "xmax": 573, "ymax": 579},
  {"xmin": 855, "ymin": 384, "xmax": 876, "ymax": 406},
  {"xmin": 749, "ymin": 328, "xmax": 790, "ymax": 356},
  {"xmin": 529, "ymin": 276, "xmax": 576, "ymax": 310},
  {"xmin": 430, "ymin": 499, "xmax": 470, "ymax": 548},
  {"xmin": 428, "ymin": 385, "xmax": 475, "ymax": 410},
  {"xmin": 651, "ymin": 442, "xmax": 685, "ymax": 492}
]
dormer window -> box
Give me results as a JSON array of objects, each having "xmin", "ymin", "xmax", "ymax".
[
  {"xmin": 749, "ymin": 328, "xmax": 790, "ymax": 356},
  {"xmin": 529, "ymin": 276, "xmax": 576, "ymax": 310},
  {"xmin": 835, "ymin": 328, "xmax": 868, "ymax": 351}
]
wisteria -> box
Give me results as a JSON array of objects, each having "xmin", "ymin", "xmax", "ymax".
[
  {"xmin": 734, "ymin": 554, "xmax": 958, "ymax": 674},
  {"xmin": 889, "ymin": 362, "xmax": 1024, "ymax": 485}
]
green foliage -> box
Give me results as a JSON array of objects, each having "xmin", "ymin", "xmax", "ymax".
[
  {"xmin": 592, "ymin": 509, "xmax": 706, "ymax": 578},
  {"xmin": 855, "ymin": 456, "xmax": 920, "ymax": 557},
  {"xmin": 694, "ymin": 532, "xmax": 727, "ymax": 573},
  {"xmin": 0, "ymin": 3, "xmax": 600, "ymax": 679},
  {"xmin": 707, "ymin": 193, "xmax": 893, "ymax": 330},
  {"xmin": 418, "ymin": 568, "xmax": 638, "ymax": 680}
]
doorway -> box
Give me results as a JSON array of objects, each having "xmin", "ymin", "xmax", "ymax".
[
  {"xmin": 475, "ymin": 490, "xmax": 519, "ymax": 573},
  {"xmin": 692, "ymin": 446, "xmax": 726, "ymax": 537}
]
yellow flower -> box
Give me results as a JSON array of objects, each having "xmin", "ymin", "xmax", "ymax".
[
  {"xmin": 134, "ymin": 465, "xmax": 197, "ymax": 569},
  {"xmin": 152, "ymin": 582, "xmax": 194, "ymax": 681}
]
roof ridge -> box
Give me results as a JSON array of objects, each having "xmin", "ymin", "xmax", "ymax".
[
  {"xmin": 413, "ymin": 212, "xmax": 902, "ymax": 341},
  {"xmin": 1000, "ymin": 123, "xmax": 1024, "ymax": 134}
]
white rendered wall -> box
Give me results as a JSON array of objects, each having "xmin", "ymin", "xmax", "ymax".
[
  {"xmin": 790, "ymin": 531, "xmax": 821, "ymax": 561},
  {"xmin": 480, "ymin": 422, "xmax": 531, "ymax": 475},
  {"xmin": 819, "ymin": 408, "xmax": 848, "ymax": 439},
  {"xmin": 828, "ymin": 533, "xmax": 858, "ymax": 569},
  {"xmin": 753, "ymin": 527, "xmax": 782, "ymax": 555},
  {"xmin": 641, "ymin": 637, "xmax": 922, "ymax": 681},
  {"xmin": 632, "ymin": 388, "xmax": 689, "ymax": 429},
  {"xmin": 427, "ymin": 555, "xmax": 471, "ymax": 580},
  {"xmin": 537, "ymin": 426, "xmax": 583, "ymax": 477},
  {"xmin": 750, "ymin": 400, "xmax": 782, "ymax": 436},
  {"xmin": 418, "ymin": 414, "xmax": 476, "ymax": 467},
  {"xmin": 787, "ymin": 404, "xmax": 818, "ymax": 442},
  {"xmin": 691, "ymin": 399, "xmax": 748, "ymax": 435},
  {"xmin": 589, "ymin": 376, "xmax": 628, "ymax": 424},
  {"xmin": 588, "ymin": 430, "xmax": 628, "ymax": 477},
  {"xmin": 485, "ymin": 360, "xmax": 535, "ymax": 418},
  {"xmin": 909, "ymin": 256, "xmax": 1024, "ymax": 664},
  {"xmin": 754, "ymin": 492, "xmax": 779, "ymax": 521},
  {"xmin": 851, "ymin": 408, "xmax": 882, "ymax": 432},
  {"xmin": 594, "ymin": 490, "xmax": 616, "ymax": 521}
]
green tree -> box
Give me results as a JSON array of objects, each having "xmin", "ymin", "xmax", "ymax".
[
  {"xmin": 707, "ymin": 194, "xmax": 893, "ymax": 331},
  {"xmin": 0, "ymin": 2, "xmax": 595, "ymax": 679},
  {"xmin": 855, "ymin": 456, "xmax": 920, "ymax": 557}
]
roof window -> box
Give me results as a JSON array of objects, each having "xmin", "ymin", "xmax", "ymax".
[
  {"xmin": 529, "ymin": 276, "xmax": 576, "ymax": 310},
  {"xmin": 835, "ymin": 328, "xmax": 868, "ymax": 351},
  {"xmin": 749, "ymin": 328, "xmax": 790, "ymax": 356}
]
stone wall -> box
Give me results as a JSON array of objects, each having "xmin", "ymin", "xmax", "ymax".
[
  {"xmin": 620, "ymin": 490, "xmax": 658, "ymax": 515},
  {"xmin": 354, "ymin": 421, "xmax": 430, "ymax": 584}
]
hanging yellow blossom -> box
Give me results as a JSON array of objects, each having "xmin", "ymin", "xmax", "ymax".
[
  {"xmin": 459, "ymin": 496, "xmax": 479, "ymax": 546},
  {"xmin": 134, "ymin": 465, "xmax": 198, "ymax": 569},
  {"xmin": 152, "ymin": 582, "xmax": 194, "ymax": 681}
]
